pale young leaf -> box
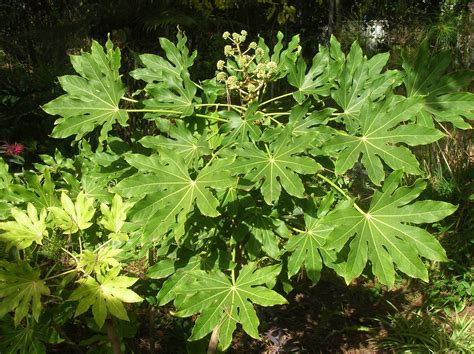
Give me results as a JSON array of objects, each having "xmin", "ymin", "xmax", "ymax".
[
  {"xmin": 0, "ymin": 203, "xmax": 48, "ymax": 250},
  {"xmin": 69, "ymin": 268, "xmax": 142, "ymax": 328}
]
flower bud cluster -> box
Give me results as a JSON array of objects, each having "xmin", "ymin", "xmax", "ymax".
[{"xmin": 215, "ymin": 30, "xmax": 279, "ymax": 103}]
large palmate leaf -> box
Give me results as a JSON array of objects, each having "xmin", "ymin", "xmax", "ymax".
[
  {"xmin": 139, "ymin": 119, "xmax": 210, "ymax": 167},
  {"xmin": 256, "ymin": 31, "xmax": 301, "ymax": 80},
  {"xmin": 331, "ymin": 41, "xmax": 403, "ymax": 133},
  {"xmin": 324, "ymin": 170, "xmax": 456, "ymax": 287},
  {"xmin": 99, "ymin": 194, "xmax": 132, "ymax": 240},
  {"xmin": 0, "ymin": 317, "xmax": 47, "ymax": 354},
  {"xmin": 326, "ymin": 95, "xmax": 444, "ymax": 185},
  {"xmin": 231, "ymin": 127, "xmax": 321, "ymax": 205},
  {"xmin": 261, "ymin": 103, "xmax": 336, "ymax": 151},
  {"xmin": 287, "ymin": 37, "xmax": 341, "ymax": 103},
  {"xmin": 242, "ymin": 208, "xmax": 289, "ymax": 259},
  {"xmin": 172, "ymin": 263, "xmax": 287, "ymax": 350},
  {"xmin": 0, "ymin": 203, "xmax": 48, "ymax": 250},
  {"xmin": 402, "ymin": 40, "xmax": 474, "ymax": 129},
  {"xmin": 130, "ymin": 32, "xmax": 198, "ymax": 117},
  {"xmin": 220, "ymin": 101, "xmax": 262, "ymax": 144},
  {"xmin": 0, "ymin": 261, "xmax": 50, "ymax": 326},
  {"xmin": 9, "ymin": 170, "xmax": 59, "ymax": 210},
  {"xmin": 115, "ymin": 149, "xmax": 235, "ymax": 240},
  {"xmin": 286, "ymin": 196, "xmax": 336, "ymax": 283},
  {"xmin": 48, "ymin": 192, "xmax": 95, "ymax": 234},
  {"xmin": 78, "ymin": 247, "xmax": 122, "ymax": 276},
  {"xmin": 42, "ymin": 38, "xmax": 128, "ymax": 142},
  {"xmin": 69, "ymin": 267, "xmax": 142, "ymax": 328}
]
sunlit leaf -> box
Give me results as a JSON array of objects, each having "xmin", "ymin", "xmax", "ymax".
[
  {"xmin": 230, "ymin": 127, "xmax": 321, "ymax": 204},
  {"xmin": 172, "ymin": 263, "xmax": 287, "ymax": 350},
  {"xmin": 69, "ymin": 268, "xmax": 142, "ymax": 328},
  {"xmin": 0, "ymin": 203, "xmax": 48, "ymax": 250},
  {"xmin": 130, "ymin": 31, "xmax": 198, "ymax": 117},
  {"xmin": 49, "ymin": 191, "xmax": 95, "ymax": 234},
  {"xmin": 42, "ymin": 37, "xmax": 128, "ymax": 142},
  {"xmin": 326, "ymin": 95, "xmax": 443, "ymax": 185},
  {"xmin": 324, "ymin": 170, "xmax": 456, "ymax": 287},
  {"xmin": 115, "ymin": 149, "xmax": 235, "ymax": 241}
]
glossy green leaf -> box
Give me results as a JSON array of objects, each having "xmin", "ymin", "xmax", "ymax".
[
  {"xmin": 78, "ymin": 247, "xmax": 122, "ymax": 276},
  {"xmin": 42, "ymin": 38, "xmax": 128, "ymax": 142},
  {"xmin": 231, "ymin": 127, "xmax": 321, "ymax": 204},
  {"xmin": 0, "ymin": 318, "xmax": 47, "ymax": 354},
  {"xmin": 244, "ymin": 211, "xmax": 285, "ymax": 259},
  {"xmin": 287, "ymin": 45, "xmax": 336, "ymax": 102},
  {"xmin": 115, "ymin": 149, "xmax": 235, "ymax": 240},
  {"xmin": 324, "ymin": 171, "xmax": 456, "ymax": 287},
  {"xmin": 139, "ymin": 119, "xmax": 210, "ymax": 167},
  {"xmin": 130, "ymin": 32, "xmax": 198, "ymax": 117},
  {"xmin": 220, "ymin": 101, "xmax": 262, "ymax": 144},
  {"xmin": 173, "ymin": 263, "xmax": 287, "ymax": 350},
  {"xmin": 402, "ymin": 40, "xmax": 473, "ymax": 129},
  {"xmin": 326, "ymin": 95, "xmax": 444, "ymax": 185},
  {"xmin": 99, "ymin": 194, "xmax": 132, "ymax": 240},
  {"xmin": 9, "ymin": 170, "xmax": 59, "ymax": 210},
  {"xmin": 0, "ymin": 261, "xmax": 50, "ymax": 326},
  {"xmin": 286, "ymin": 199, "xmax": 334, "ymax": 283},
  {"xmin": 331, "ymin": 41, "xmax": 403, "ymax": 132}
]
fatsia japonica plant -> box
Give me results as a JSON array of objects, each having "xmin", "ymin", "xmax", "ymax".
[{"xmin": 0, "ymin": 30, "xmax": 472, "ymax": 352}]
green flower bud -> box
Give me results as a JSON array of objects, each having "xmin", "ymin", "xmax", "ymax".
[
  {"xmin": 240, "ymin": 30, "xmax": 248, "ymax": 36},
  {"xmin": 232, "ymin": 32, "xmax": 240, "ymax": 41},
  {"xmin": 224, "ymin": 45, "xmax": 233, "ymax": 56},
  {"xmin": 216, "ymin": 60, "xmax": 225, "ymax": 70},
  {"xmin": 249, "ymin": 41, "xmax": 257, "ymax": 49},
  {"xmin": 247, "ymin": 83, "xmax": 257, "ymax": 92},
  {"xmin": 222, "ymin": 31, "xmax": 230, "ymax": 39},
  {"xmin": 226, "ymin": 75, "xmax": 238, "ymax": 89},
  {"xmin": 256, "ymin": 63, "xmax": 265, "ymax": 72},
  {"xmin": 266, "ymin": 61, "xmax": 277, "ymax": 71},
  {"xmin": 239, "ymin": 35, "xmax": 247, "ymax": 43},
  {"xmin": 216, "ymin": 72, "xmax": 227, "ymax": 82},
  {"xmin": 255, "ymin": 48, "xmax": 264, "ymax": 57}
]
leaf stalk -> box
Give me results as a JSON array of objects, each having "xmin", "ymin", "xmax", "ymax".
[{"xmin": 316, "ymin": 173, "xmax": 366, "ymax": 215}]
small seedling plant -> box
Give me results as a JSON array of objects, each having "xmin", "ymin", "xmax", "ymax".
[{"xmin": 0, "ymin": 30, "xmax": 472, "ymax": 352}]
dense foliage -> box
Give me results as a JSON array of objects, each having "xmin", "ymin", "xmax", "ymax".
[{"xmin": 0, "ymin": 29, "xmax": 472, "ymax": 352}]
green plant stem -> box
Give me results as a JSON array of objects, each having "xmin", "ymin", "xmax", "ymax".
[
  {"xmin": 231, "ymin": 246, "xmax": 237, "ymax": 285},
  {"xmin": 44, "ymin": 268, "xmax": 77, "ymax": 281},
  {"xmin": 121, "ymin": 96, "xmax": 138, "ymax": 103},
  {"xmin": 125, "ymin": 108, "xmax": 182, "ymax": 115},
  {"xmin": 94, "ymin": 239, "xmax": 114, "ymax": 253},
  {"xmin": 194, "ymin": 113, "xmax": 228, "ymax": 122},
  {"xmin": 264, "ymin": 112, "xmax": 291, "ymax": 116},
  {"xmin": 78, "ymin": 232, "xmax": 83, "ymax": 254},
  {"xmin": 195, "ymin": 103, "xmax": 244, "ymax": 112},
  {"xmin": 289, "ymin": 225, "xmax": 306, "ymax": 233},
  {"xmin": 316, "ymin": 173, "xmax": 366, "ymax": 215},
  {"xmin": 268, "ymin": 116, "xmax": 283, "ymax": 126},
  {"xmin": 61, "ymin": 247, "xmax": 79, "ymax": 265},
  {"xmin": 126, "ymin": 108, "xmax": 228, "ymax": 122},
  {"xmin": 259, "ymin": 92, "xmax": 294, "ymax": 108}
]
